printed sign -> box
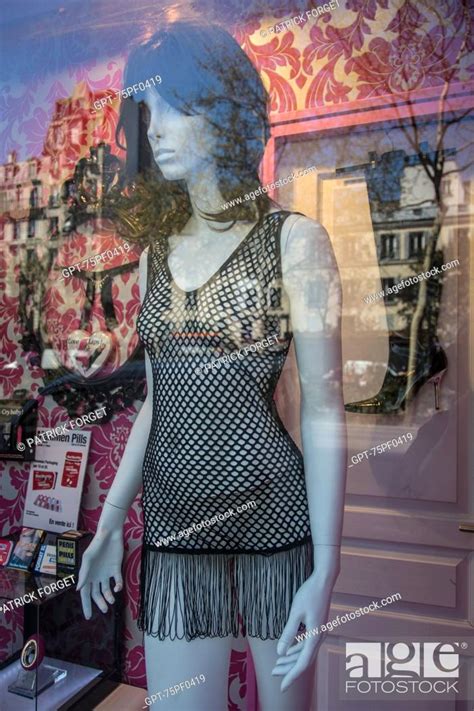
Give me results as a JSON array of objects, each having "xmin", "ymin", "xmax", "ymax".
[{"xmin": 23, "ymin": 429, "xmax": 91, "ymax": 533}]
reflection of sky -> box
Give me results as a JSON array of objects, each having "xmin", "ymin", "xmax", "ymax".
[
  {"xmin": 0, "ymin": 0, "xmax": 307, "ymax": 160},
  {"xmin": 1, "ymin": 0, "xmax": 139, "ymax": 161},
  {"xmin": 1, "ymin": 0, "xmax": 138, "ymax": 83},
  {"xmin": 1, "ymin": 0, "xmax": 204, "ymax": 82}
]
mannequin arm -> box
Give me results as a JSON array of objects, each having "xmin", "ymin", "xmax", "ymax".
[
  {"xmin": 273, "ymin": 215, "xmax": 347, "ymax": 689},
  {"xmin": 96, "ymin": 246, "xmax": 153, "ymax": 531},
  {"xmin": 77, "ymin": 247, "xmax": 153, "ymax": 615}
]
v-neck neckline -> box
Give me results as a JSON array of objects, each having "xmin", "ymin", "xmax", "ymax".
[{"xmin": 163, "ymin": 212, "xmax": 277, "ymax": 296}]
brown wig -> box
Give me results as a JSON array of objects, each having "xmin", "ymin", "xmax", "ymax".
[{"xmin": 115, "ymin": 21, "xmax": 272, "ymax": 245}]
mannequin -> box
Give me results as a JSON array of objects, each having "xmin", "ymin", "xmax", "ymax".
[{"xmin": 77, "ymin": 22, "xmax": 347, "ymax": 710}]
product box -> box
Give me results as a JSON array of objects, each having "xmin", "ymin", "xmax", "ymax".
[
  {"xmin": 34, "ymin": 532, "xmax": 58, "ymax": 576},
  {"xmin": 55, "ymin": 530, "xmax": 92, "ymax": 578},
  {"xmin": 7, "ymin": 528, "xmax": 44, "ymax": 571},
  {"xmin": 0, "ymin": 538, "xmax": 14, "ymax": 566}
]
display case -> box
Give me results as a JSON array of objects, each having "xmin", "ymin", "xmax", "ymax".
[{"xmin": 0, "ymin": 566, "xmax": 122, "ymax": 710}]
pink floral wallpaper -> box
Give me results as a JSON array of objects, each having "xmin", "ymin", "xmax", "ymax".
[
  {"xmin": 0, "ymin": 0, "xmax": 472, "ymax": 707},
  {"xmin": 239, "ymin": 0, "xmax": 472, "ymax": 113}
]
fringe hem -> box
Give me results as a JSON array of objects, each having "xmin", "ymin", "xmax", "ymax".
[{"xmin": 137, "ymin": 540, "xmax": 314, "ymax": 641}]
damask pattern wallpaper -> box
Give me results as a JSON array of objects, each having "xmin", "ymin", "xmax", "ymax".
[{"xmin": 0, "ymin": 1, "xmax": 471, "ymax": 707}]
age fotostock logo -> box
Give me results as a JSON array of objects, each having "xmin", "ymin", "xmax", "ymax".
[{"xmin": 345, "ymin": 642, "xmax": 460, "ymax": 699}]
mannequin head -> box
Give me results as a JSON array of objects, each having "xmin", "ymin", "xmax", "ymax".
[
  {"xmin": 117, "ymin": 21, "xmax": 272, "ymax": 236},
  {"xmin": 142, "ymin": 87, "xmax": 218, "ymax": 184}
]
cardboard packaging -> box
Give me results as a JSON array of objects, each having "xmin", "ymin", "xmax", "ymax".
[{"xmin": 55, "ymin": 530, "xmax": 92, "ymax": 578}]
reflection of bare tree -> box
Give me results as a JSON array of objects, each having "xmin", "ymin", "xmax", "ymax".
[{"xmin": 390, "ymin": 0, "xmax": 473, "ymax": 395}]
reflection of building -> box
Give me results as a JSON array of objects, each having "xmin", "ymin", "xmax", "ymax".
[
  {"xmin": 365, "ymin": 143, "xmax": 460, "ymax": 331},
  {"xmin": 0, "ymin": 82, "xmax": 113, "ymax": 249},
  {"xmin": 0, "ymin": 81, "xmax": 123, "ymax": 346},
  {"xmin": 0, "ymin": 150, "xmax": 55, "ymax": 301},
  {"xmin": 0, "ymin": 151, "xmax": 49, "ymax": 242},
  {"xmin": 337, "ymin": 145, "xmax": 462, "ymax": 332},
  {"xmin": 0, "ymin": 149, "xmax": 65, "ymax": 308}
]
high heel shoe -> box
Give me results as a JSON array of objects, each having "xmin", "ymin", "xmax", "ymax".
[
  {"xmin": 431, "ymin": 367, "xmax": 446, "ymax": 410},
  {"xmin": 344, "ymin": 334, "xmax": 448, "ymax": 414}
]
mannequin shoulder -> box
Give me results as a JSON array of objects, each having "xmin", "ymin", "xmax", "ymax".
[{"xmin": 279, "ymin": 213, "xmax": 336, "ymax": 275}]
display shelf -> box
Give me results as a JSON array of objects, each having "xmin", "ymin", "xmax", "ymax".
[
  {"xmin": 0, "ymin": 563, "xmax": 122, "ymax": 710},
  {"xmin": 0, "ymin": 657, "xmax": 102, "ymax": 711}
]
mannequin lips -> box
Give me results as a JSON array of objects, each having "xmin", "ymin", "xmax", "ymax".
[{"xmin": 155, "ymin": 149, "xmax": 175, "ymax": 160}]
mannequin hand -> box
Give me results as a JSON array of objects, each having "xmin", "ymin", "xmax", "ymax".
[
  {"xmin": 272, "ymin": 558, "xmax": 340, "ymax": 691},
  {"xmin": 76, "ymin": 528, "xmax": 124, "ymax": 619}
]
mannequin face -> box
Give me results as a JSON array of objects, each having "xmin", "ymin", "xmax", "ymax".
[{"xmin": 143, "ymin": 88, "xmax": 218, "ymax": 182}]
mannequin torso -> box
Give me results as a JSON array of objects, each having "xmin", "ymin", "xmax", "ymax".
[{"xmin": 165, "ymin": 209, "xmax": 300, "ymax": 291}]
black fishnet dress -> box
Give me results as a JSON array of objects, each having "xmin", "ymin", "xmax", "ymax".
[{"xmin": 136, "ymin": 210, "xmax": 313, "ymax": 640}]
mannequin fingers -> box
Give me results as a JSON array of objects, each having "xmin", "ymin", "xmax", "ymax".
[
  {"xmin": 76, "ymin": 559, "xmax": 91, "ymax": 591},
  {"xmin": 285, "ymin": 640, "xmax": 305, "ymax": 656},
  {"xmin": 91, "ymin": 582, "xmax": 108, "ymax": 614},
  {"xmin": 272, "ymin": 660, "xmax": 297, "ymax": 676},
  {"xmin": 281, "ymin": 636, "xmax": 324, "ymax": 692},
  {"xmin": 112, "ymin": 570, "xmax": 123, "ymax": 593},
  {"xmin": 80, "ymin": 584, "xmax": 93, "ymax": 620},
  {"xmin": 286, "ymin": 629, "xmax": 322, "ymax": 658},
  {"xmin": 277, "ymin": 613, "xmax": 303, "ymax": 656},
  {"xmin": 272, "ymin": 651, "xmax": 301, "ymax": 674},
  {"xmin": 275, "ymin": 644, "xmax": 303, "ymax": 666},
  {"xmin": 100, "ymin": 579, "xmax": 115, "ymax": 605}
]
